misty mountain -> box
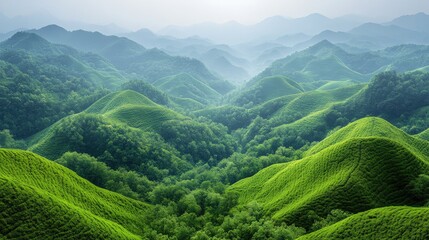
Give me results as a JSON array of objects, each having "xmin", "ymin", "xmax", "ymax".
[
  {"xmin": 388, "ymin": 12, "xmax": 429, "ymax": 33},
  {"xmin": 159, "ymin": 13, "xmax": 365, "ymax": 44},
  {"xmin": 295, "ymin": 22, "xmax": 429, "ymax": 51},
  {"xmin": 29, "ymin": 25, "xmax": 233, "ymax": 94}
]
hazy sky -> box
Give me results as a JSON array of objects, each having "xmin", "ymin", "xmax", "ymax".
[{"xmin": 1, "ymin": 0, "xmax": 428, "ymax": 30}]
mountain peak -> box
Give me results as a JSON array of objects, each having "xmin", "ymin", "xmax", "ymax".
[
  {"xmin": 1, "ymin": 32, "xmax": 61, "ymax": 55},
  {"xmin": 38, "ymin": 24, "xmax": 67, "ymax": 33}
]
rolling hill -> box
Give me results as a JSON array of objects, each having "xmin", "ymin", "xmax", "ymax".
[
  {"xmin": 28, "ymin": 90, "xmax": 186, "ymax": 158},
  {"xmin": 306, "ymin": 117, "xmax": 429, "ymax": 158},
  {"xmin": 419, "ymin": 129, "xmax": 429, "ymax": 141},
  {"xmin": 253, "ymin": 40, "xmax": 374, "ymax": 87},
  {"xmin": 0, "ymin": 148, "xmax": 149, "ymax": 239},
  {"xmin": 232, "ymin": 75, "xmax": 304, "ymax": 106},
  {"xmin": 299, "ymin": 206, "xmax": 429, "ymax": 239},
  {"xmin": 154, "ymin": 73, "xmax": 222, "ymax": 104},
  {"xmin": 230, "ymin": 117, "xmax": 429, "ymax": 228}
]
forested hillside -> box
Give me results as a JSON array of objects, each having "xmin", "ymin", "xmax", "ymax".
[{"xmin": 1, "ymin": 12, "xmax": 429, "ymax": 239}]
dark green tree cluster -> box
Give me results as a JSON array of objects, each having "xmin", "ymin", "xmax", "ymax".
[
  {"xmin": 53, "ymin": 114, "xmax": 191, "ymax": 180},
  {"xmin": 56, "ymin": 152, "xmax": 155, "ymax": 200},
  {"xmin": 0, "ymin": 51, "xmax": 109, "ymax": 138},
  {"xmin": 159, "ymin": 118, "xmax": 237, "ymax": 164}
]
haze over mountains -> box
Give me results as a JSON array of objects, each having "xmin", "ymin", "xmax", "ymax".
[{"xmin": 2, "ymin": 5, "xmax": 429, "ymax": 239}]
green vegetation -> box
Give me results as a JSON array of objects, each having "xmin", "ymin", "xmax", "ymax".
[
  {"xmin": 154, "ymin": 73, "xmax": 222, "ymax": 104},
  {"xmin": 232, "ymin": 75, "xmax": 304, "ymax": 107},
  {"xmin": 32, "ymin": 27, "xmax": 234, "ymax": 95},
  {"xmin": 230, "ymin": 136, "xmax": 429, "ymax": 228},
  {"xmin": 0, "ymin": 148, "xmax": 148, "ymax": 239},
  {"xmin": 3, "ymin": 28, "xmax": 429, "ymax": 239},
  {"xmin": 299, "ymin": 207, "xmax": 429, "ymax": 239}
]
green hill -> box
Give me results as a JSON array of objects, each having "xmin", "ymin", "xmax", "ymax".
[
  {"xmin": 252, "ymin": 41, "xmax": 373, "ymax": 87},
  {"xmin": 230, "ymin": 131, "xmax": 429, "ymax": 228},
  {"xmin": 154, "ymin": 73, "xmax": 221, "ymax": 104},
  {"xmin": 28, "ymin": 90, "xmax": 185, "ymax": 158},
  {"xmin": 316, "ymin": 80, "xmax": 357, "ymax": 91},
  {"xmin": 299, "ymin": 206, "xmax": 429, "ymax": 239},
  {"xmin": 85, "ymin": 90, "xmax": 157, "ymax": 114},
  {"xmin": 306, "ymin": 117, "xmax": 429, "ymax": 159},
  {"xmin": 0, "ymin": 148, "xmax": 149, "ymax": 239},
  {"xmin": 85, "ymin": 90, "xmax": 184, "ymax": 131},
  {"xmin": 419, "ymin": 129, "xmax": 429, "ymax": 141},
  {"xmin": 233, "ymin": 75, "xmax": 304, "ymax": 106}
]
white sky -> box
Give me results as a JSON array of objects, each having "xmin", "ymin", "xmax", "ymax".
[{"xmin": 1, "ymin": 0, "xmax": 428, "ymax": 30}]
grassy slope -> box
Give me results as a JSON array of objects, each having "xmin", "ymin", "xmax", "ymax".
[
  {"xmin": 85, "ymin": 90, "xmax": 185, "ymax": 131},
  {"xmin": 235, "ymin": 76, "xmax": 304, "ymax": 105},
  {"xmin": 419, "ymin": 129, "xmax": 429, "ymax": 141},
  {"xmin": 316, "ymin": 80, "xmax": 357, "ymax": 91},
  {"xmin": 230, "ymin": 119, "xmax": 429, "ymax": 228},
  {"xmin": 0, "ymin": 149, "xmax": 148, "ymax": 239},
  {"xmin": 307, "ymin": 117, "xmax": 429, "ymax": 159},
  {"xmin": 28, "ymin": 90, "xmax": 185, "ymax": 158},
  {"xmin": 154, "ymin": 73, "xmax": 221, "ymax": 104},
  {"xmin": 299, "ymin": 206, "xmax": 429, "ymax": 239},
  {"xmin": 254, "ymin": 84, "xmax": 363, "ymax": 125}
]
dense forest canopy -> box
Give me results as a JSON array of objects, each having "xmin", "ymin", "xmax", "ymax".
[{"xmin": 1, "ymin": 10, "xmax": 429, "ymax": 239}]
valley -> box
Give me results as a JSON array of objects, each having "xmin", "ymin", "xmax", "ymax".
[{"xmin": 1, "ymin": 8, "xmax": 429, "ymax": 240}]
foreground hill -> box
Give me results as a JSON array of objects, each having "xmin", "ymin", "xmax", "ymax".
[
  {"xmin": 230, "ymin": 118, "xmax": 429, "ymax": 228},
  {"xmin": 0, "ymin": 148, "xmax": 149, "ymax": 239},
  {"xmin": 299, "ymin": 206, "xmax": 429, "ymax": 239}
]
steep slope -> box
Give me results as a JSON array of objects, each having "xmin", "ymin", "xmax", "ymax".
[
  {"xmin": 233, "ymin": 76, "xmax": 304, "ymax": 106},
  {"xmin": 154, "ymin": 73, "xmax": 221, "ymax": 104},
  {"xmin": 299, "ymin": 206, "xmax": 429, "ymax": 239},
  {"xmin": 0, "ymin": 149, "xmax": 149, "ymax": 239},
  {"xmin": 230, "ymin": 136, "xmax": 429, "ymax": 228}
]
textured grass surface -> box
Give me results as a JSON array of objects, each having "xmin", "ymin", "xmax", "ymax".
[
  {"xmin": 230, "ymin": 134, "xmax": 429, "ymax": 228},
  {"xmin": 299, "ymin": 206, "xmax": 429, "ymax": 239},
  {"xmin": 234, "ymin": 75, "xmax": 304, "ymax": 105},
  {"xmin": 316, "ymin": 80, "xmax": 358, "ymax": 91},
  {"xmin": 419, "ymin": 129, "xmax": 429, "ymax": 141},
  {"xmin": 0, "ymin": 149, "xmax": 148, "ymax": 239},
  {"xmin": 307, "ymin": 117, "xmax": 429, "ymax": 159},
  {"xmin": 255, "ymin": 84, "xmax": 363, "ymax": 122},
  {"xmin": 85, "ymin": 90, "xmax": 157, "ymax": 114},
  {"xmin": 86, "ymin": 90, "xmax": 184, "ymax": 130},
  {"xmin": 154, "ymin": 73, "xmax": 221, "ymax": 104},
  {"xmin": 28, "ymin": 90, "xmax": 185, "ymax": 158}
]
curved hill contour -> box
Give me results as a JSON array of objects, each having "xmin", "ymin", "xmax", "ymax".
[
  {"xmin": 0, "ymin": 149, "xmax": 149, "ymax": 239},
  {"xmin": 299, "ymin": 206, "xmax": 429, "ymax": 239},
  {"xmin": 230, "ymin": 118, "xmax": 429, "ymax": 228}
]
